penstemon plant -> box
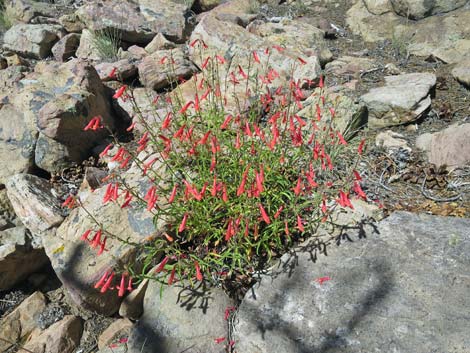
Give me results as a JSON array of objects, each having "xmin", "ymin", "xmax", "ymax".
[{"xmin": 65, "ymin": 40, "xmax": 367, "ymax": 296}]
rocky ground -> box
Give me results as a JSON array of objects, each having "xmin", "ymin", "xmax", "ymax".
[{"xmin": 0, "ymin": 0, "xmax": 469, "ymax": 353}]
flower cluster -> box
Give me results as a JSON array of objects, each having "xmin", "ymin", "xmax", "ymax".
[{"xmin": 77, "ymin": 42, "xmax": 368, "ymax": 290}]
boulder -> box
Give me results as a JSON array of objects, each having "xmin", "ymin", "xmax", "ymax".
[
  {"xmin": 76, "ymin": 0, "xmax": 191, "ymax": 44},
  {"xmin": 390, "ymin": 0, "xmax": 468, "ymax": 20},
  {"xmin": 325, "ymin": 55, "xmax": 376, "ymax": 77},
  {"xmin": 0, "ymin": 225, "xmax": 49, "ymax": 291},
  {"xmin": 452, "ymin": 58, "xmax": 470, "ymax": 88},
  {"xmin": 75, "ymin": 28, "xmax": 114, "ymax": 62},
  {"xmin": 361, "ymin": 72, "xmax": 435, "ymax": 128},
  {"xmin": 95, "ymin": 59, "xmax": 138, "ymax": 82},
  {"xmin": 194, "ymin": 0, "xmax": 222, "ymax": 12},
  {"xmin": 416, "ymin": 123, "xmax": 470, "ymax": 169},
  {"xmin": 375, "ymin": 130, "xmax": 411, "ymax": 152},
  {"xmin": 3, "ymin": 23, "xmax": 63, "ymax": 59},
  {"xmin": 42, "ymin": 166, "xmax": 157, "ymax": 315},
  {"xmin": 6, "ymin": 174, "xmax": 65, "ymax": 236},
  {"xmin": 346, "ymin": 2, "xmax": 470, "ymax": 64},
  {"xmin": 234, "ymin": 212, "xmax": 470, "ymax": 353},
  {"xmin": 119, "ymin": 278, "xmax": 148, "ymax": 320},
  {"xmin": 3, "ymin": 0, "xmax": 61, "ymax": 24},
  {"xmin": 128, "ymin": 281, "xmax": 234, "ymax": 353},
  {"xmin": 0, "ymin": 291, "xmax": 47, "ymax": 352},
  {"xmin": 138, "ymin": 48, "xmax": 197, "ymax": 90},
  {"xmin": 51, "ymin": 33, "xmax": 80, "ymax": 62},
  {"xmin": 98, "ymin": 318, "xmax": 133, "ymax": 350},
  {"xmin": 144, "ymin": 33, "xmax": 176, "ymax": 53},
  {"xmin": 363, "ymin": 0, "xmax": 393, "ymax": 15},
  {"xmin": 23, "ymin": 315, "xmax": 83, "ymax": 353}
]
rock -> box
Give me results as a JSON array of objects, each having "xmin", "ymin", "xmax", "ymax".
[
  {"xmin": 99, "ymin": 318, "xmax": 133, "ymax": 350},
  {"xmin": 0, "ymin": 291, "xmax": 47, "ymax": 352},
  {"xmin": 138, "ymin": 48, "xmax": 197, "ymax": 90},
  {"xmin": 234, "ymin": 212, "xmax": 470, "ymax": 353},
  {"xmin": 144, "ymin": 33, "xmax": 176, "ymax": 53},
  {"xmin": 6, "ymin": 174, "xmax": 65, "ymax": 235},
  {"xmin": 347, "ymin": 1, "xmax": 470, "ymax": 64},
  {"xmin": 195, "ymin": 0, "xmax": 222, "ymax": 12},
  {"xmin": 3, "ymin": 0, "xmax": 61, "ymax": 24},
  {"xmin": 325, "ymin": 55, "xmax": 376, "ymax": 77},
  {"xmin": 119, "ymin": 278, "xmax": 149, "ymax": 320},
  {"xmin": 3, "ymin": 24, "xmax": 63, "ymax": 59},
  {"xmin": 23, "ymin": 315, "xmax": 83, "ymax": 353},
  {"xmin": 390, "ymin": 0, "xmax": 468, "ymax": 20},
  {"xmin": 363, "ymin": 0, "xmax": 393, "ymax": 15},
  {"xmin": 58, "ymin": 13, "xmax": 85, "ymax": 33},
  {"xmin": 95, "ymin": 59, "xmax": 138, "ymax": 82},
  {"xmin": 452, "ymin": 58, "xmax": 470, "ymax": 88},
  {"xmin": 128, "ymin": 281, "xmax": 234, "ymax": 353},
  {"xmin": 76, "ymin": 0, "xmax": 190, "ymax": 44},
  {"xmin": 42, "ymin": 169, "xmax": 157, "ymax": 315},
  {"xmin": 376, "ymin": 130, "xmax": 411, "ymax": 152},
  {"xmin": 0, "ymin": 56, "xmax": 7, "ymax": 69},
  {"xmin": 361, "ymin": 72, "xmax": 436, "ymax": 128},
  {"xmin": 416, "ymin": 123, "xmax": 470, "ymax": 169},
  {"xmin": 4, "ymin": 52, "xmax": 30, "ymax": 67},
  {"xmin": 0, "ymin": 65, "xmax": 27, "ymax": 92},
  {"xmin": 0, "ymin": 225, "xmax": 48, "ymax": 291},
  {"xmin": 33, "ymin": 59, "xmax": 116, "ymax": 173},
  {"xmin": 75, "ymin": 29, "xmax": 112, "ymax": 61},
  {"xmin": 51, "ymin": 33, "xmax": 80, "ymax": 62},
  {"xmin": 112, "ymin": 87, "xmax": 159, "ymax": 130}
]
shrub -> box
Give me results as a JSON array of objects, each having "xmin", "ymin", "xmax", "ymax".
[
  {"xmin": 91, "ymin": 27, "xmax": 121, "ymax": 62},
  {"xmin": 72, "ymin": 42, "xmax": 367, "ymax": 295}
]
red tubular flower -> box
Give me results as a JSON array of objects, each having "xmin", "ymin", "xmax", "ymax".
[
  {"xmin": 224, "ymin": 306, "xmax": 235, "ymax": 320},
  {"xmin": 189, "ymin": 38, "xmax": 199, "ymax": 47},
  {"xmin": 201, "ymin": 87, "xmax": 211, "ymax": 100},
  {"xmin": 274, "ymin": 205, "xmax": 283, "ymax": 219},
  {"xmin": 259, "ymin": 204, "xmax": 271, "ymax": 224},
  {"xmin": 162, "ymin": 112, "xmax": 172, "ymax": 129},
  {"xmin": 353, "ymin": 170, "xmax": 362, "ymax": 181},
  {"xmin": 220, "ymin": 115, "xmax": 232, "ymax": 130},
  {"xmin": 99, "ymin": 143, "xmax": 113, "ymax": 158},
  {"xmin": 358, "ymin": 139, "xmax": 366, "ymax": 155},
  {"xmin": 94, "ymin": 271, "xmax": 110, "ymax": 289},
  {"xmin": 117, "ymin": 274, "xmax": 126, "ymax": 297},
  {"xmin": 62, "ymin": 195, "xmax": 75, "ymax": 208},
  {"xmin": 272, "ymin": 44, "xmax": 285, "ymax": 52},
  {"xmin": 168, "ymin": 267, "xmax": 176, "ymax": 285},
  {"xmin": 297, "ymin": 57, "xmax": 307, "ymax": 65},
  {"xmin": 215, "ymin": 54, "xmax": 226, "ymax": 64},
  {"xmin": 155, "ymin": 256, "xmax": 169, "ymax": 273},
  {"xmin": 214, "ymin": 337, "xmax": 226, "ymax": 344},
  {"xmin": 100, "ymin": 271, "xmax": 115, "ymax": 293},
  {"xmin": 284, "ymin": 220, "xmax": 290, "ymax": 236},
  {"xmin": 337, "ymin": 132, "xmax": 347, "ymax": 145},
  {"xmin": 127, "ymin": 277, "xmax": 133, "ymax": 291},
  {"xmin": 293, "ymin": 176, "xmax": 302, "ymax": 196},
  {"xmin": 179, "ymin": 101, "xmax": 194, "ymax": 114},
  {"xmin": 237, "ymin": 165, "xmax": 250, "ymax": 196},
  {"xmin": 319, "ymin": 75, "xmax": 324, "ymax": 89},
  {"xmin": 178, "ymin": 213, "xmax": 188, "ymax": 233},
  {"xmin": 222, "ymin": 183, "xmax": 228, "ymax": 202},
  {"xmin": 108, "ymin": 67, "xmax": 117, "ymax": 79},
  {"xmin": 113, "ymin": 85, "xmax": 127, "ymax": 99},
  {"xmin": 97, "ymin": 237, "xmax": 107, "ymax": 255},
  {"xmin": 353, "ymin": 182, "xmax": 367, "ymax": 200},
  {"xmin": 321, "ymin": 199, "xmax": 327, "ymax": 214},
  {"xmin": 338, "ymin": 190, "xmax": 354, "ymax": 209},
  {"xmin": 316, "ymin": 276, "xmax": 331, "ymax": 285},
  {"xmin": 168, "ymin": 184, "xmax": 178, "ymax": 203},
  {"xmin": 297, "ymin": 215, "xmax": 305, "ymax": 232},
  {"xmin": 195, "ymin": 261, "xmax": 203, "ymax": 281},
  {"xmin": 252, "ymin": 51, "xmax": 260, "ymax": 63},
  {"xmin": 80, "ymin": 229, "xmax": 92, "ymax": 242},
  {"xmin": 238, "ymin": 65, "xmax": 248, "ymax": 79},
  {"xmin": 90, "ymin": 230, "xmax": 102, "ymax": 248},
  {"xmin": 201, "ymin": 56, "xmax": 211, "ymax": 69},
  {"xmin": 83, "ymin": 116, "xmax": 103, "ymax": 131}
]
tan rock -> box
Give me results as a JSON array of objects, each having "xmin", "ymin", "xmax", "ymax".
[
  {"xmin": 51, "ymin": 33, "xmax": 80, "ymax": 62},
  {"xmin": 119, "ymin": 278, "xmax": 149, "ymax": 320},
  {"xmin": 23, "ymin": 315, "xmax": 83, "ymax": 353},
  {"xmin": 0, "ymin": 291, "xmax": 46, "ymax": 352},
  {"xmin": 144, "ymin": 33, "xmax": 176, "ymax": 53},
  {"xmin": 98, "ymin": 318, "xmax": 133, "ymax": 350},
  {"xmin": 416, "ymin": 123, "xmax": 470, "ymax": 169},
  {"xmin": 452, "ymin": 58, "xmax": 470, "ymax": 88}
]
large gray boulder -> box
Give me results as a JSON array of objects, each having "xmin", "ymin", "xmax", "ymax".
[
  {"xmin": 234, "ymin": 212, "xmax": 470, "ymax": 352},
  {"xmin": 361, "ymin": 72, "xmax": 435, "ymax": 128},
  {"xmin": 76, "ymin": 0, "xmax": 192, "ymax": 44},
  {"xmin": 3, "ymin": 23, "xmax": 63, "ymax": 59},
  {"xmin": 128, "ymin": 280, "xmax": 234, "ymax": 353},
  {"xmin": 390, "ymin": 0, "xmax": 468, "ymax": 20},
  {"xmin": 452, "ymin": 58, "xmax": 470, "ymax": 88}
]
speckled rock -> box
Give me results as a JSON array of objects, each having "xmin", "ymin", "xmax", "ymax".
[
  {"xmin": 144, "ymin": 33, "xmax": 176, "ymax": 53},
  {"xmin": 0, "ymin": 291, "xmax": 47, "ymax": 352},
  {"xmin": 99, "ymin": 318, "xmax": 133, "ymax": 350},
  {"xmin": 51, "ymin": 33, "xmax": 80, "ymax": 62},
  {"xmin": 234, "ymin": 212, "xmax": 470, "ymax": 353},
  {"xmin": 361, "ymin": 72, "xmax": 435, "ymax": 128},
  {"xmin": 390, "ymin": 0, "xmax": 468, "ymax": 20},
  {"xmin": 452, "ymin": 58, "xmax": 470, "ymax": 88},
  {"xmin": 3, "ymin": 23, "xmax": 63, "ymax": 59},
  {"xmin": 76, "ymin": 0, "xmax": 191, "ymax": 44},
  {"xmin": 128, "ymin": 281, "xmax": 234, "ymax": 353},
  {"xmin": 6, "ymin": 174, "xmax": 65, "ymax": 236},
  {"xmin": 138, "ymin": 48, "xmax": 197, "ymax": 90}
]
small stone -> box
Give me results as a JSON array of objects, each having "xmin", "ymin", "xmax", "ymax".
[
  {"xmin": 119, "ymin": 278, "xmax": 149, "ymax": 320},
  {"xmin": 98, "ymin": 318, "xmax": 133, "ymax": 350},
  {"xmin": 375, "ymin": 130, "xmax": 411, "ymax": 151},
  {"xmin": 51, "ymin": 33, "xmax": 81, "ymax": 62},
  {"xmin": 144, "ymin": 33, "xmax": 176, "ymax": 53}
]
